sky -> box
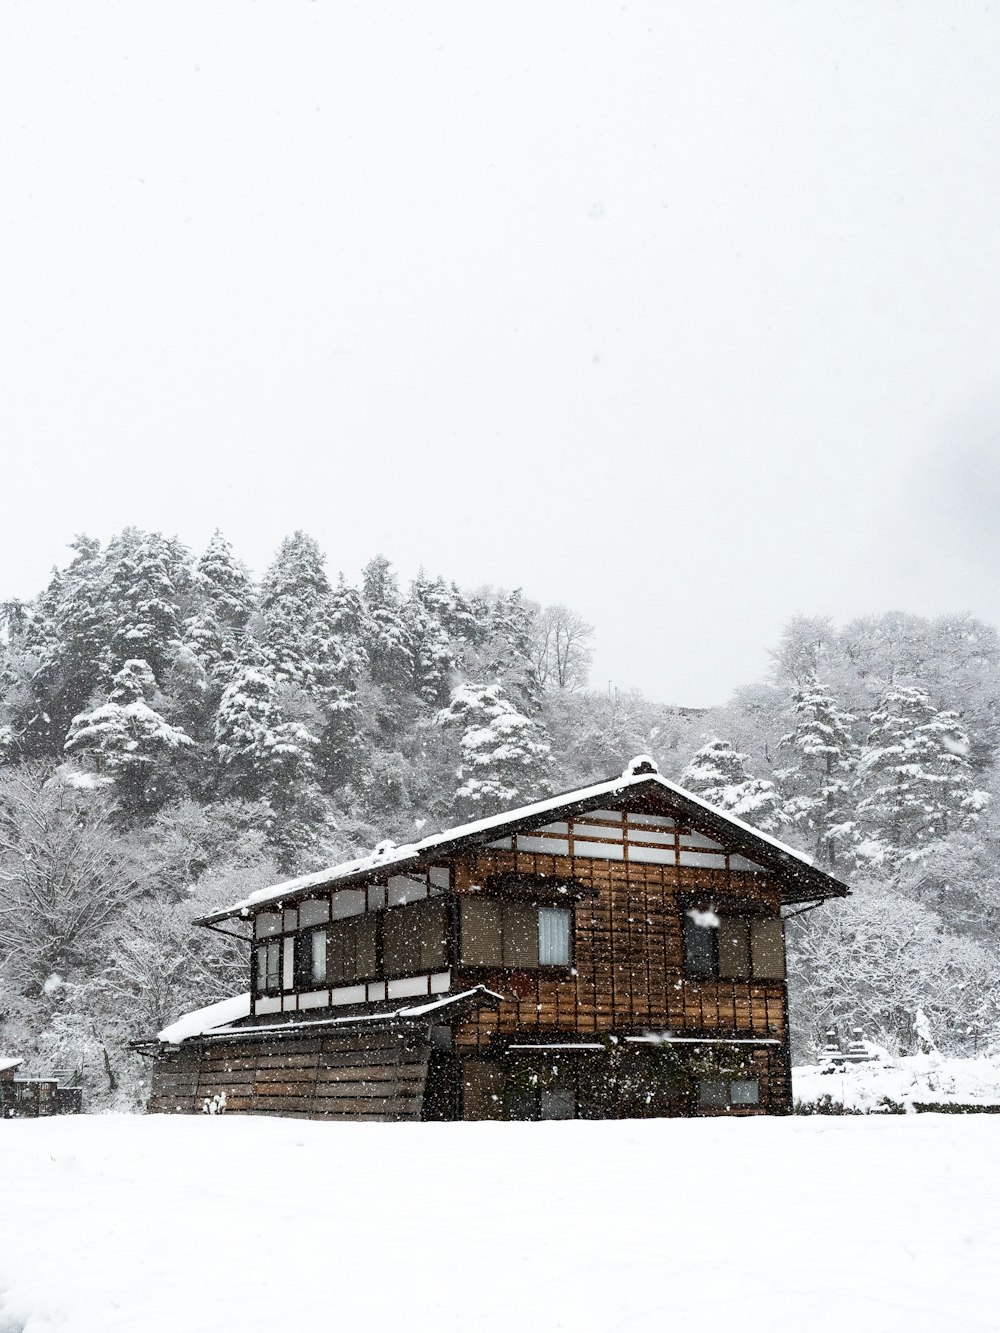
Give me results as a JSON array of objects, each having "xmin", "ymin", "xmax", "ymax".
[{"xmin": 1, "ymin": 2, "xmax": 999, "ymax": 706}]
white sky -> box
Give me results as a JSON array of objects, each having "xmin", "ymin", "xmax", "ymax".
[{"xmin": 2, "ymin": 2, "xmax": 999, "ymax": 706}]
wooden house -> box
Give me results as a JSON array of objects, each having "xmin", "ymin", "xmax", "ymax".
[
  {"xmin": 146, "ymin": 757, "xmax": 848, "ymax": 1120},
  {"xmin": 0, "ymin": 1058, "xmax": 82, "ymax": 1117}
]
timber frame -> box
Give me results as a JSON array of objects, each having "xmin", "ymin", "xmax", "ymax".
[{"xmin": 146, "ymin": 758, "xmax": 849, "ymax": 1121}]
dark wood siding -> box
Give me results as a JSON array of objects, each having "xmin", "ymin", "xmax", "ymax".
[{"xmin": 150, "ymin": 1029, "xmax": 431, "ymax": 1121}]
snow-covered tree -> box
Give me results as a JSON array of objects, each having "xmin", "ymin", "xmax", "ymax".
[
  {"xmin": 361, "ymin": 555, "xmax": 413, "ymax": 690},
  {"xmin": 213, "ymin": 666, "xmax": 318, "ymax": 800},
  {"xmin": 63, "ymin": 660, "xmax": 193, "ymax": 814},
  {"xmin": 106, "ymin": 530, "xmax": 187, "ymax": 681},
  {"xmin": 787, "ymin": 885, "xmax": 1000, "ymax": 1056},
  {"xmin": 196, "ymin": 530, "xmax": 255, "ymax": 631},
  {"xmin": 854, "ymin": 687, "xmax": 988, "ymax": 864},
  {"xmin": 531, "ymin": 603, "xmax": 594, "ymax": 692},
  {"xmin": 437, "ymin": 682, "xmax": 552, "ymax": 815},
  {"xmin": 680, "ymin": 738, "xmax": 782, "ymax": 831},
  {"xmin": 776, "ymin": 675, "xmax": 857, "ymax": 867},
  {"xmin": 404, "ymin": 574, "xmax": 475, "ymax": 706},
  {"xmin": 257, "ymin": 532, "xmax": 344, "ymax": 694},
  {"xmin": 475, "ymin": 588, "xmax": 541, "ymax": 714},
  {"xmin": 0, "ymin": 765, "xmax": 143, "ymax": 988}
]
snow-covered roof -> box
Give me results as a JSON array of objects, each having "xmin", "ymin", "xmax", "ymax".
[
  {"xmin": 204, "ymin": 987, "xmax": 505, "ymax": 1039},
  {"xmin": 197, "ymin": 756, "xmax": 848, "ymax": 925},
  {"xmin": 155, "ymin": 987, "xmax": 504, "ymax": 1047},
  {"xmin": 157, "ymin": 994, "xmax": 252, "ymax": 1044},
  {"xmin": 0, "ymin": 1056, "xmax": 24, "ymax": 1074}
]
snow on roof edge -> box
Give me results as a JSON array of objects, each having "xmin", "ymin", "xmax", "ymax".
[
  {"xmin": 0, "ymin": 1056, "xmax": 24, "ymax": 1073},
  {"xmin": 203, "ymin": 987, "xmax": 505, "ymax": 1038},
  {"xmin": 201, "ymin": 767, "xmax": 827, "ymax": 924},
  {"xmin": 157, "ymin": 993, "xmax": 252, "ymax": 1044}
]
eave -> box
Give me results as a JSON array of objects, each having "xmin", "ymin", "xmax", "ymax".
[{"xmin": 195, "ymin": 770, "xmax": 850, "ymax": 928}]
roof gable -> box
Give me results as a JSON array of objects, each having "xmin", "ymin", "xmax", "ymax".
[{"xmin": 197, "ymin": 757, "xmax": 849, "ymax": 925}]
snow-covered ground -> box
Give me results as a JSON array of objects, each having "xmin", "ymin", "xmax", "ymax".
[
  {"xmin": 1, "ymin": 1116, "xmax": 999, "ymax": 1333},
  {"xmin": 794, "ymin": 1048, "xmax": 1000, "ymax": 1113}
]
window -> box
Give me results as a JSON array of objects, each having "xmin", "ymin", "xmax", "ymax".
[
  {"xmin": 730, "ymin": 1079, "xmax": 760, "ymax": 1105},
  {"xmin": 460, "ymin": 898, "xmax": 571, "ymax": 968},
  {"xmin": 461, "ymin": 898, "xmax": 537, "ymax": 967},
  {"xmin": 538, "ymin": 907, "xmax": 571, "ymax": 965},
  {"xmin": 382, "ymin": 900, "xmax": 448, "ymax": 976},
  {"xmin": 683, "ymin": 913, "xmax": 717, "ymax": 979},
  {"xmin": 293, "ymin": 927, "xmax": 329, "ymax": 990},
  {"xmin": 328, "ymin": 914, "xmax": 378, "ymax": 984},
  {"xmin": 698, "ymin": 1078, "xmax": 759, "ymax": 1108},
  {"xmin": 683, "ymin": 911, "xmax": 785, "ymax": 981},
  {"xmin": 256, "ymin": 940, "xmax": 281, "ymax": 993},
  {"xmin": 254, "ymin": 912, "xmax": 282, "ymax": 939}
]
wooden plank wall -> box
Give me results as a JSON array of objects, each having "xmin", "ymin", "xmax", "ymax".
[
  {"xmin": 149, "ymin": 1028, "xmax": 431, "ymax": 1121},
  {"xmin": 451, "ymin": 848, "xmax": 788, "ymax": 1108}
]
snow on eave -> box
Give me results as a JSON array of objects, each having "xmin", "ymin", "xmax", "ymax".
[
  {"xmin": 0, "ymin": 1056, "xmax": 24, "ymax": 1073},
  {"xmin": 197, "ymin": 768, "xmax": 842, "ymax": 926},
  {"xmin": 201, "ymin": 987, "xmax": 505, "ymax": 1039},
  {"xmin": 157, "ymin": 993, "xmax": 252, "ymax": 1044}
]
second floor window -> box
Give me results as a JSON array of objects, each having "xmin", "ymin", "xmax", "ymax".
[
  {"xmin": 460, "ymin": 898, "xmax": 572, "ymax": 969},
  {"xmin": 683, "ymin": 911, "xmax": 785, "ymax": 981},
  {"xmin": 256, "ymin": 940, "xmax": 281, "ymax": 993}
]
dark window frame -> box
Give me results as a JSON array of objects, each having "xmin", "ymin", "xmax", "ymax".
[
  {"xmin": 697, "ymin": 1077, "xmax": 760, "ymax": 1109},
  {"xmin": 459, "ymin": 895, "xmax": 575, "ymax": 972},
  {"xmin": 255, "ymin": 938, "xmax": 283, "ymax": 995},
  {"xmin": 682, "ymin": 911, "xmax": 785, "ymax": 982}
]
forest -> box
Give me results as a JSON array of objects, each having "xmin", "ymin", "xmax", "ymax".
[{"xmin": 1, "ymin": 526, "xmax": 997, "ymax": 1106}]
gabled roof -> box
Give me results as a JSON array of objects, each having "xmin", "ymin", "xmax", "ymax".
[{"xmin": 196, "ymin": 756, "xmax": 849, "ymax": 925}]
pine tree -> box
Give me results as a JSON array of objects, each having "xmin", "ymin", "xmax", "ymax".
[
  {"xmin": 776, "ymin": 675, "xmax": 857, "ymax": 866},
  {"xmin": 405, "ymin": 574, "xmax": 474, "ymax": 706},
  {"xmin": 361, "ymin": 555, "xmax": 413, "ymax": 690},
  {"xmin": 258, "ymin": 532, "xmax": 346, "ymax": 695},
  {"xmin": 213, "ymin": 666, "xmax": 318, "ymax": 800},
  {"xmin": 213, "ymin": 665, "xmax": 330, "ymax": 870},
  {"xmin": 437, "ymin": 682, "xmax": 552, "ymax": 815},
  {"xmin": 196, "ymin": 530, "xmax": 255, "ymax": 631},
  {"xmin": 479, "ymin": 588, "xmax": 541, "ymax": 714},
  {"xmin": 64, "ymin": 659, "xmax": 193, "ymax": 814},
  {"xmin": 855, "ymin": 687, "xmax": 989, "ymax": 861},
  {"xmin": 106, "ymin": 530, "xmax": 186, "ymax": 681},
  {"xmin": 680, "ymin": 738, "xmax": 782, "ymax": 831},
  {"xmin": 182, "ymin": 531, "xmax": 256, "ymax": 685}
]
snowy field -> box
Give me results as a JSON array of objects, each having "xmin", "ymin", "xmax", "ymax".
[{"xmin": 1, "ymin": 1116, "xmax": 998, "ymax": 1333}]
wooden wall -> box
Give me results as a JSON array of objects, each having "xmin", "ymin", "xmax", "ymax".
[
  {"xmin": 149, "ymin": 1028, "xmax": 431, "ymax": 1121},
  {"xmin": 450, "ymin": 846, "xmax": 789, "ymax": 1110}
]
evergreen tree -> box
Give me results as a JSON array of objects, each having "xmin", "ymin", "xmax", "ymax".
[
  {"xmin": 777, "ymin": 675, "xmax": 857, "ymax": 867},
  {"xmin": 258, "ymin": 532, "xmax": 345, "ymax": 694},
  {"xmin": 182, "ymin": 531, "xmax": 256, "ymax": 685},
  {"xmin": 196, "ymin": 530, "xmax": 255, "ymax": 630},
  {"xmin": 361, "ymin": 555, "xmax": 413, "ymax": 690},
  {"xmin": 64, "ymin": 659, "xmax": 193, "ymax": 814},
  {"xmin": 437, "ymin": 681, "xmax": 552, "ymax": 815},
  {"xmin": 405, "ymin": 574, "xmax": 473, "ymax": 706},
  {"xmin": 213, "ymin": 665, "xmax": 318, "ymax": 800},
  {"xmin": 479, "ymin": 588, "xmax": 541, "ymax": 714},
  {"xmin": 855, "ymin": 687, "xmax": 989, "ymax": 862},
  {"xmin": 213, "ymin": 665, "xmax": 330, "ymax": 871},
  {"xmin": 680, "ymin": 738, "xmax": 782, "ymax": 831},
  {"xmin": 106, "ymin": 530, "xmax": 186, "ymax": 681}
]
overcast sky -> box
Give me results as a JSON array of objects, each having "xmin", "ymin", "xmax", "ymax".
[{"xmin": 2, "ymin": 2, "xmax": 999, "ymax": 706}]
